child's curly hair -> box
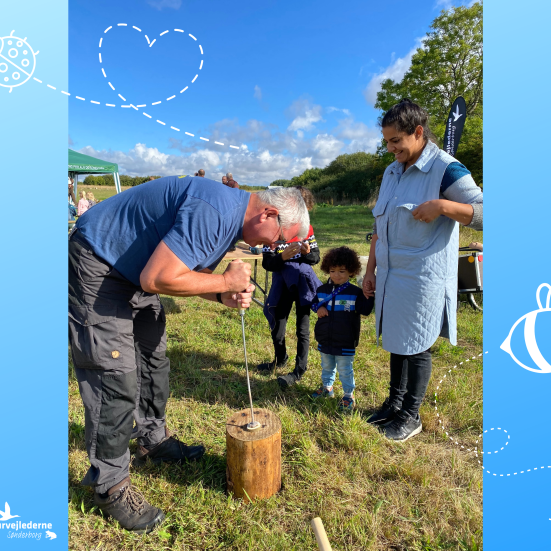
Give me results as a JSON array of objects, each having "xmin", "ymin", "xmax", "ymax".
[{"xmin": 320, "ymin": 246, "xmax": 361, "ymax": 276}]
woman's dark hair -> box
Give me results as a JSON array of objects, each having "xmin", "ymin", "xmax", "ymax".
[
  {"xmin": 321, "ymin": 246, "xmax": 361, "ymax": 276},
  {"xmin": 380, "ymin": 98, "xmax": 437, "ymax": 143},
  {"xmin": 293, "ymin": 186, "xmax": 315, "ymax": 210}
]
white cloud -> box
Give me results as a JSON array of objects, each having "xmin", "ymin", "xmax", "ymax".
[
  {"xmin": 80, "ymin": 99, "xmax": 381, "ymax": 186},
  {"xmin": 147, "ymin": 0, "xmax": 182, "ymax": 9},
  {"xmin": 286, "ymin": 99, "xmax": 323, "ymax": 132},
  {"xmin": 363, "ymin": 38, "xmax": 424, "ymax": 106},
  {"xmin": 327, "ymin": 106, "xmax": 351, "ymax": 116},
  {"xmin": 253, "ymin": 85, "xmax": 262, "ymax": 101}
]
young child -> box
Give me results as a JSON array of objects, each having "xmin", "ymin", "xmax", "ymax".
[
  {"xmin": 311, "ymin": 246, "xmax": 374, "ymax": 411},
  {"xmin": 258, "ymin": 187, "xmax": 321, "ymax": 390}
]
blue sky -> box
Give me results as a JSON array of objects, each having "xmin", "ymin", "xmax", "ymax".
[{"xmin": 69, "ymin": 0, "xmax": 472, "ymax": 185}]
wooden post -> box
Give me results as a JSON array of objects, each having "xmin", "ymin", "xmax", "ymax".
[
  {"xmin": 226, "ymin": 408, "xmax": 281, "ymax": 501},
  {"xmin": 311, "ymin": 517, "xmax": 333, "ymax": 551}
]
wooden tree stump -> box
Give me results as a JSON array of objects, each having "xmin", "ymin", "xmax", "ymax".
[{"xmin": 226, "ymin": 408, "xmax": 282, "ymax": 501}]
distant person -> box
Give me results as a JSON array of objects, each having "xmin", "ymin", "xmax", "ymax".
[
  {"xmin": 149, "ymin": 176, "xmax": 156, "ymax": 181},
  {"xmin": 226, "ymin": 172, "xmax": 239, "ymax": 189},
  {"xmin": 198, "ymin": 169, "xmax": 205, "ymax": 177},
  {"xmin": 222, "ymin": 176, "xmax": 228, "ymax": 186},
  {"xmin": 87, "ymin": 193, "xmax": 97, "ymax": 208},
  {"xmin": 77, "ymin": 190, "xmax": 90, "ymax": 216},
  {"xmin": 68, "ymin": 177, "xmax": 76, "ymax": 205}
]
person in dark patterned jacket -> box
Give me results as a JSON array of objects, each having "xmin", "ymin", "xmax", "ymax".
[{"xmin": 257, "ymin": 187, "xmax": 321, "ymax": 389}]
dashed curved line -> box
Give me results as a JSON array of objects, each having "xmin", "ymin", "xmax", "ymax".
[
  {"xmin": 200, "ymin": 137, "xmax": 209, "ymax": 141},
  {"xmin": 214, "ymin": 141, "xmax": 224, "ymax": 146},
  {"xmin": 149, "ymin": 39, "xmax": 156, "ymax": 47},
  {"xmin": 185, "ymin": 132, "xmax": 194, "ymax": 136},
  {"xmin": 108, "ymin": 82, "xmax": 115, "ymax": 90},
  {"xmin": 104, "ymin": 26, "xmax": 112, "ymax": 33},
  {"xmin": 61, "ymin": 90, "xmax": 70, "ymax": 96},
  {"xmin": 130, "ymin": 104, "xmax": 138, "ymax": 111},
  {"xmin": 143, "ymin": 112, "xmax": 151, "ymax": 118},
  {"xmin": 76, "ymin": 96, "xmax": 85, "ymax": 101},
  {"xmin": 157, "ymin": 120, "xmax": 166, "ymax": 125},
  {"xmin": 118, "ymin": 93, "xmax": 126, "ymax": 101},
  {"xmin": 136, "ymin": 104, "xmax": 146, "ymax": 108},
  {"xmin": 91, "ymin": 100, "xmax": 100, "ymax": 104},
  {"xmin": 106, "ymin": 103, "xmax": 115, "ymax": 107},
  {"xmin": 171, "ymin": 126, "xmax": 180, "ymax": 131},
  {"xmin": 33, "ymin": 77, "xmax": 42, "ymax": 83},
  {"xmin": 47, "ymin": 84, "xmax": 56, "ymax": 90},
  {"xmin": 229, "ymin": 145, "xmax": 239, "ymax": 149},
  {"xmin": 100, "ymin": 24, "xmax": 203, "ymax": 106}
]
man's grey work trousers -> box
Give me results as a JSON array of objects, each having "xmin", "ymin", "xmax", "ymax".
[{"xmin": 69, "ymin": 230, "xmax": 170, "ymax": 494}]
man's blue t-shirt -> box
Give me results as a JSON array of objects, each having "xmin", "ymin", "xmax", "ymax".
[{"xmin": 76, "ymin": 176, "xmax": 250, "ymax": 286}]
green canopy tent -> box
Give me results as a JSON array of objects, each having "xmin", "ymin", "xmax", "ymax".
[{"xmin": 68, "ymin": 149, "xmax": 121, "ymax": 195}]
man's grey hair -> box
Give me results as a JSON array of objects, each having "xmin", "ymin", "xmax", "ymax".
[
  {"xmin": 256, "ymin": 187, "xmax": 310, "ymax": 239},
  {"xmin": 226, "ymin": 172, "xmax": 233, "ymax": 180}
]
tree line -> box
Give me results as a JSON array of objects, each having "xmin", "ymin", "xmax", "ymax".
[{"xmin": 271, "ymin": 3, "xmax": 483, "ymax": 202}]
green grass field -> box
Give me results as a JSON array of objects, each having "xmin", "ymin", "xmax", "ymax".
[{"xmin": 69, "ymin": 205, "xmax": 483, "ymax": 551}]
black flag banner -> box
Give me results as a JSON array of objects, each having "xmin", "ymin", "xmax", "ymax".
[{"xmin": 443, "ymin": 96, "xmax": 467, "ymax": 157}]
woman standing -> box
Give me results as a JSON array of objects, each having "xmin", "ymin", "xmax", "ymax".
[{"xmin": 363, "ymin": 99, "xmax": 482, "ymax": 442}]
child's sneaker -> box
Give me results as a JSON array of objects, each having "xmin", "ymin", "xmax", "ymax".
[
  {"xmin": 338, "ymin": 395, "xmax": 355, "ymax": 412},
  {"xmin": 311, "ymin": 386, "xmax": 334, "ymax": 399}
]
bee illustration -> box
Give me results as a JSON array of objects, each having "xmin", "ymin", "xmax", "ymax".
[
  {"xmin": 0, "ymin": 30, "xmax": 39, "ymax": 93},
  {"xmin": 500, "ymin": 283, "xmax": 551, "ymax": 373}
]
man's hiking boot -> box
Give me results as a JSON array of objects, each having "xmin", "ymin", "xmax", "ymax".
[
  {"xmin": 367, "ymin": 398, "xmax": 400, "ymax": 425},
  {"xmin": 94, "ymin": 477, "xmax": 165, "ymax": 534},
  {"xmin": 256, "ymin": 355, "xmax": 288, "ymax": 374},
  {"xmin": 382, "ymin": 411, "xmax": 422, "ymax": 442},
  {"xmin": 134, "ymin": 428, "xmax": 205, "ymax": 465}
]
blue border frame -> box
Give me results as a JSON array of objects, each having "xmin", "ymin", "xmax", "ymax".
[{"xmin": 0, "ymin": 1, "xmax": 68, "ymax": 548}]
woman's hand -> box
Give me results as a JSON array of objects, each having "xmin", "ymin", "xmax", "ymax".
[
  {"xmin": 363, "ymin": 272, "xmax": 376, "ymax": 298},
  {"xmin": 317, "ymin": 306, "xmax": 329, "ymax": 318},
  {"xmin": 281, "ymin": 242, "xmax": 301, "ymax": 260},
  {"xmin": 300, "ymin": 240, "xmax": 310, "ymax": 255},
  {"xmin": 412, "ymin": 199, "xmax": 444, "ymax": 223}
]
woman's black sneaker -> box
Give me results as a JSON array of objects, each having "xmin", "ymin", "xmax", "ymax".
[
  {"xmin": 277, "ymin": 371, "xmax": 300, "ymax": 389},
  {"xmin": 382, "ymin": 411, "xmax": 422, "ymax": 442},
  {"xmin": 367, "ymin": 398, "xmax": 400, "ymax": 425},
  {"xmin": 256, "ymin": 355, "xmax": 288, "ymax": 373},
  {"xmin": 94, "ymin": 477, "xmax": 165, "ymax": 534}
]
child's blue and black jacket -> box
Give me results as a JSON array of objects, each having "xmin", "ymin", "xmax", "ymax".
[{"xmin": 312, "ymin": 281, "xmax": 374, "ymax": 356}]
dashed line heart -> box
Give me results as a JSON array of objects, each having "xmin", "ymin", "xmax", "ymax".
[{"xmin": 99, "ymin": 23, "xmax": 203, "ymax": 108}]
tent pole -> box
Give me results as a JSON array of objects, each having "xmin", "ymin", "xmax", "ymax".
[{"xmin": 114, "ymin": 172, "xmax": 121, "ymax": 194}]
